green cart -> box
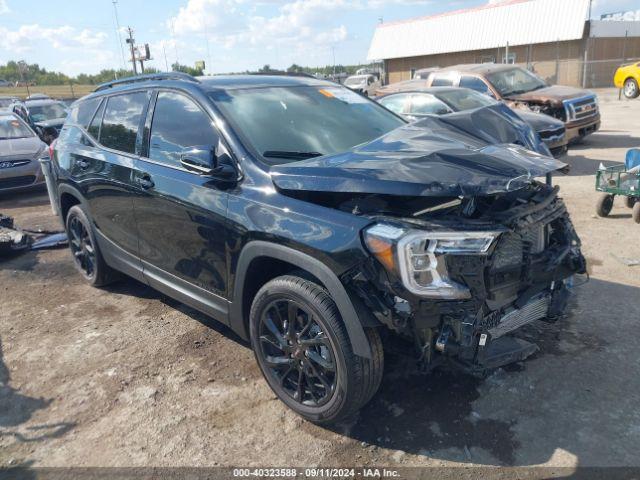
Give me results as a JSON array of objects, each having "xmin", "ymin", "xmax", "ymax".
[{"xmin": 595, "ymin": 164, "xmax": 640, "ymax": 223}]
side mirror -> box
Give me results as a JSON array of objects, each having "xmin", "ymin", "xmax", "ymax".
[
  {"xmin": 180, "ymin": 145, "xmax": 237, "ymax": 181},
  {"xmin": 180, "ymin": 146, "xmax": 216, "ymax": 175}
]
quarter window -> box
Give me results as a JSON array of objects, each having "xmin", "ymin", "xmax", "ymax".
[
  {"xmin": 69, "ymin": 98, "xmax": 101, "ymax": 128},
  {"xmin": 148, "ymin": 91, "xmax": 218, "ymax": 168},
  {"xmin": 100, "ymin": 92, "xmax": 148, "ymax": 154},
  {"xmin": 87, "ymin": 99, "xmax": 105, "ymax": 140}
]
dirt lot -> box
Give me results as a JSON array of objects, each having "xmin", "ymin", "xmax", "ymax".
[{"xmin": 1, "ymin": 89, "xmax": 640, "ymax": 471}]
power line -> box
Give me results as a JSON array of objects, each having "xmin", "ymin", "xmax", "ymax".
[{"xmin": 111, "ymin": 0, "xmax": 127, "ymax": 71}]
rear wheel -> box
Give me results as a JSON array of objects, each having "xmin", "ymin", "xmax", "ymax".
[
  {"xmin": 633, "ymin": 202, "xmax": 640, "ymax": 224},
  {"xmin": 596, "ymin": 193, "xmax": 614, "ymax": 217},
  {"xmin": 624, "ymin": 78, "xmax": 639, "ymax": 99},
  {"xmin": 65, "ymin": 205, "xmax": 118, "ymax": 287},
  {"xmin": 249, "ymin": 275, "xmax": 383, "ymax": 424}
]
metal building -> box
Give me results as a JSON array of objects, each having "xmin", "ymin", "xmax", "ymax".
[{"xmin": 367, "ymin": 0, "xmax": 640, "ymax": 88}]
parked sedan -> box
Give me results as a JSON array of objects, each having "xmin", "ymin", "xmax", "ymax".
[
  {"xmin": 378, "ymin": 87, "xmax": 567, "ymax": 157},
  {"xmin": 0, "ymin": 112, "xmax": 48, "ymax": 193}
]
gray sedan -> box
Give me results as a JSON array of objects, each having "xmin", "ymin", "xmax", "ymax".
[{"xmin": 0, "ymin": 112, "xmax": 48, "ymax": 193}]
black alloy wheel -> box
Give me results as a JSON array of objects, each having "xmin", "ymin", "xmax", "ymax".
[
  {"xmin": 65, "ymin": 205, "xmax": 118, "ymax": 287},
  {"xmin": 68, "ymin": 214, "xmax": 96, "ymax": 280},
  {"xmin": 258, "ymin": 298, "xmax": 337, "ymax": 407},
  {"xmin": 249, "ymin": 275, "xmax": 384, "ymax": 424}
]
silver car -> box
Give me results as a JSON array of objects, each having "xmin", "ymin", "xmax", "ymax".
[{"xmin": 0, "ymin": 112, "xmax": 48, "ymax": 193}]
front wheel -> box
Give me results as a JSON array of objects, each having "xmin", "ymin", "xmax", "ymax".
[
  {"xmin": 249, "ymin": 275, "xmax": 383, "ymax": 424},
  {"xmin": 624, "ymin": 78, "xmax": 640, "ymax": 99},
  {"xmin": 596, "ymin": 193, "xmax": 614, "ymax": 217}
]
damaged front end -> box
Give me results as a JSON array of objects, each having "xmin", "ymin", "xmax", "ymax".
[
  {"xmin": 354, "ymin": 182, "xmax": 586, "ymax": 374},
  {"xmin": 271, "ymin": 119, "xmax": 586, "ymax": 375}
]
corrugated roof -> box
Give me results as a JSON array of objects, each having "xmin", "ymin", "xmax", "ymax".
[{"xmin": 367, "ymin": 0, "xmax": 590, "ymax": 61}]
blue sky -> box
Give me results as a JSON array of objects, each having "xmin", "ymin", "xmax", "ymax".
[{"xmin": 0, "ymin": 0, "xmax": 636, "ymax": 76}]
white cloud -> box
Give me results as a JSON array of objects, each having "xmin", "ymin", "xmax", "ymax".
[{"xmin": 0, "ymin": 0, "xmax": 9, "ymax": 14}]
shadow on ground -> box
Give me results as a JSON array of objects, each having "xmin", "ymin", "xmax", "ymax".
[{"xmin": 0, "ymin": 339, "xmax": 75, "ymax": 443}]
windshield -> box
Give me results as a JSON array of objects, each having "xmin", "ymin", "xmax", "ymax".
[
  {"xmin": 209, "ymin": 85, "xmax": 404, "ymax": 165},
  {"xmin": 433, "ymin": 89, "xmax": 497, "ymax": 111},
  {"xmin": 0, "ymin": 115, "xmax": 34, "ymax": 139},
  {"xmin": 28, "ymin": 102, "xmax": 68, "ymax": 122},
  {"xmin": 486, "ymin": 67, "xmax": 547, "ymax": 96},
  {"xmin": 344, "ymin": 76, "xmax": 367, "ymax": 86}
]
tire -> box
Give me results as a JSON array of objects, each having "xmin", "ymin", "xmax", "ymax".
[
  {"xmin": 633, "ymin": 202, "xmax": 640, "ymax": 224},
  {"xmin": 623, "ymin": 78, "xmax": 640, "ymax": 99},
  {"xmin": 65, "ymin": 205, "xmax": 118, "ymax": 287},
  {"xmin": 624, "ymin": 196, "xmax": 637, "ymax": 209},
  {"xmin": 249, "ymin": 275, "xmax": 383, "ymax": 424},
  {"xmin": 595, "ymin": 193, "xmax": 614, "ymax": 217}
]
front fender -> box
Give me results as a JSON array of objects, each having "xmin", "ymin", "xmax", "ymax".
[{"xmin": 230, "ymin": 241, "xmax": 372, "ymax": 359}]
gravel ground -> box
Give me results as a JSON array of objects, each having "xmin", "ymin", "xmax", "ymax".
[{"xmin": 1, "ymin": 89, "xmax": 639, "ymax": 471}]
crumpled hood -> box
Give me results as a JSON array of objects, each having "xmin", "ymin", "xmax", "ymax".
[
  {"xmin": 270, "ymin": 116, "xmax": 567, "ymax": 198},
  {"xmin": 506, "ymin": 85, "xmax": 593, "ymax": 105},
  {"xmin": 0, "ymin": 136, "xmax": 45, "ymax": 158}
]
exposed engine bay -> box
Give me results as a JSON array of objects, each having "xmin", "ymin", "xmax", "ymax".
[{"xmin": 342, "ymin": 181, "xmax": 587, "ymax": 375}]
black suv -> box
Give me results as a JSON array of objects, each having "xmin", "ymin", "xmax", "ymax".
[{"xmin": 50, "ymin": 73, "xmax": 586, "ymax": 424}]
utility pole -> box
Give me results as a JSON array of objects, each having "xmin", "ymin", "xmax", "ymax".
[
  {"xmin": 163, "ymin": 43, "xmax": 169, "ymax": 72},
  {"xmin": 126, "ymin": 27, "xmax": 138, "ymax": 75}
]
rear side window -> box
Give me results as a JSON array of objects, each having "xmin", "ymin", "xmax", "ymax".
[
  {"xmin": 431, "ymin": 74, "xmax": 454, "ymax": 87},
  {"xmin": 148, "ymin": 91, "xmax": 218, "ymax": 168},
  {"xmin": 378, "ymin": 94, "xmax": 408, "ymax": 115},
  {"xmin": 69, "ymin": 98, "xmax": 101, "ymax": 128},
  {"xmin": 460, "ymin": 76, "xmax": 490, "ymax": 94},
  {"xmin": 87, "ymin": 99, "xmax": 105, "ymax": 140},
  {"xmin": 409, "ymin": 94, "xmax": 452, "ymax": 115},
  {"xmin": 100, "ymin": 92, "xmax": 148, "ymax": 154}
]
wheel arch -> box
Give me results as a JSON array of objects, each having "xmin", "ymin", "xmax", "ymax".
[
  {"xmin": 58, "ymin": 184, "xmax": 88, "ymax": 222},
  {"xmin": 230, "ymin": 241, "xmax": 372, "ymax": 359}
]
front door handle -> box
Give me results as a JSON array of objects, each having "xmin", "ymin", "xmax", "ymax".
[{"xmin": 137, "ymin": 175, "xmax": 154, "ymax": 190}]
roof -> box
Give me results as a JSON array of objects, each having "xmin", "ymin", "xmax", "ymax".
[
  {"xmin": 367, "ymin": 0, "xmax": 590, "ymax": 61},
  {"xmin": 24, "ymin": 99, "xmax": 65, "ymax": 107},
  {"xmin": 438, "ymin": 63, "xmax": 522, "ymax": 74},
  {"xmin": 590, "ymin": 20, "xmax": 640, "ymax": 38},
  {"xmin": 198, "ymin": 74, "xmax": 333, "ymax": 90}
]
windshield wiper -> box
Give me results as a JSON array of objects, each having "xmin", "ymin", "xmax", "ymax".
[{"xmin": 263, "ymin": 150, "xmax": 323, "ymax": 160}]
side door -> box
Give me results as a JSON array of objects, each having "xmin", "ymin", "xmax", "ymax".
[
  {"xmin": 133, "ymin": 89, "xmax": 230, "ymax": 322},
  {"xmin": 70, "ymin": 91, "xmax": 151, "ymax": 281}
]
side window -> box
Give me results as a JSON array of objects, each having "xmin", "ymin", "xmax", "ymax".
[
  {"xmin": 460, "ymin": 76, "xmax": 490, "ymax": 94},
  {"xmin": 378, "ymin": 94, "xmax": 409, "ymax": 115},
  {"xmin": 431, "ymin": 74, "xmax": 454, "ymax": 87},
  {"xmin": 409, "ymin": 94, "xmax": 452, "ymax": 115},
  {"xmin": 87, "ymin": 99, "xmax": 105, "ymax": 140},
  {"xmin": 100, "ymin": 92, "xmax": 148, "ymax": 154},
  {"xmin": 148, "ymin": 91, "xmax": 218, "ymax": 168},
  {"xmin": 69, "ymin": 98, "xmax": 101, "ymax": 128}
]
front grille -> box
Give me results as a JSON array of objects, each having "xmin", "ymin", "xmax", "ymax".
[
  {"xmin": 564, "ymin": 95, "xmax": 598, "ymax": 122},
  {"xmin": 538, "ymin": 126, "xmax": 565, "ymax": 142},
  {"xmin": 0, "ymin": 175, "xmax": 36, "ymax": 189},
  {"xmin": 488, "ymin": 293, "xmax": 551, "ymax": 338}
]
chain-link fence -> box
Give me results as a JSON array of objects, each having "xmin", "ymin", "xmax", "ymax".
[{"xmin": 527, "ymin": 58, "xmax": 640, "ymax": 89}]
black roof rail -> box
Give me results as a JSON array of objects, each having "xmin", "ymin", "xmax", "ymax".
[{"xmin": 94, "ymin": 72, "xmax": 200, "ymax": 92}]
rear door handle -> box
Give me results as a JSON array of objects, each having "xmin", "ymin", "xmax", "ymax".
[{"xmin": 137, "ymin": 175, "xmax": 154, "ymax": 190}]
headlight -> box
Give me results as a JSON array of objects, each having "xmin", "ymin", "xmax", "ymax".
[{"xmin": 363, "ymin": 224, "xmax": 500, "ymax": 299}]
